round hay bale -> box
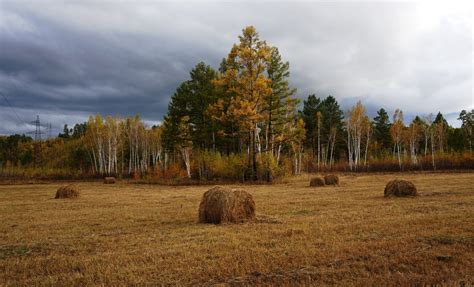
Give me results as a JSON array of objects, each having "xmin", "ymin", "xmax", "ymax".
[
  {"xmin": 384, "ymin": 179, "xmax": 417, "ymax": 197},
  {"xmin": 198, "ymin": 186, "xmax": 256, "ymax": 224},
  {"xmin": 309, "ymin": 177, "xmax": 325, "ymax": 187},
  {"xmin": 324, "ymin": 174, "xmax": 339, "ymax": 185},
  {"xmin": 55, "ymin": 184, "xmax": 80, "ymax": 199},
  {"xmin": 104, "ymin": 177, "xmax": 116, "ymax": 184}
]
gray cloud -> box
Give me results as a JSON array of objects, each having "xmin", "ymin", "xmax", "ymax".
[{"xmin": 0, "ymin": 0, "xmax": 472, "ymax": 135}]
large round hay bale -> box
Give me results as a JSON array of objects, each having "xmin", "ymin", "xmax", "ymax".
[
  {"xmin": 198, "ymin": 186, "xmax": 256, "ymax": 224},
  {"xmin": 309, "ymin": 177, "xmax": 325, "ymax": 187},
  {"xmin": 55, "ymin": 184, "xmax": 80, "ymax": 199},
  {"xmin": 104, "ymin": 177, "xmax": 116, "ymax": 184},
  {"xmin": 384, "ymin": 179, "xmax": 417, "ymax": 197},
  {"xmin": 324, "ymin": 174, "xmax": 339, "ymax": 185}
]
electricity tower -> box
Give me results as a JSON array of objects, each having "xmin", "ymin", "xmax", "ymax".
[{"xmin": 27, "ymin": 115, "xmax": 44, "ymax": 168}]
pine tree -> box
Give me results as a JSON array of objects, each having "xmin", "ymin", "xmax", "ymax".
[
  {"xmin": 264, "ymin": 47, "xmax": 298, "ymax": 153},
  {"xmin": 187, "ymin": 62, "xmax": 218, "ymax": 149},
  {"xmin": 301, "ymin": 95, "xmax": 343, "ymax": 165},
  {"xmin": 301, "ymin": 94, "xmax": 321, "ymax": 156},
  {"xmin": 162, "ymin": 62, "xmax": 218, "ymax": 152},
  {"xmin": 433, "ymin": 112, "xmax": 449, "ymax": 153},
  {"xmin": 251, "ymin": 46, "xmax": 298, "ymax": 180},
  {"xmin": 373, "ymin": 108, "xmax": 392, "ymax": 153},
  {"xmin": 319, "ymin": 96, "xmax": 344, "ymax": 166},
  {"xmin": 458, "ymin": 109, "xmax": 473, "ymax": 153}
]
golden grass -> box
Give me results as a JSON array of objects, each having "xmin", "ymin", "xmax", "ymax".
[{"xmin": 0, "ymin": 173, "xmax": 473, "ymax": 285}]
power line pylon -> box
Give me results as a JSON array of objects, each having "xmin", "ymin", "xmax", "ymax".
[{"xmin": 28, "ymin": 115, "xmax": 42, "ymax": 168}]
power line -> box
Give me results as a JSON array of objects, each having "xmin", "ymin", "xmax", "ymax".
[{"xmin": 0, "ymin": 91, "xmax": 30, "ymax": 128}]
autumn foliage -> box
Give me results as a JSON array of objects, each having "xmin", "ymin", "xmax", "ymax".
[{"xmin": 0, "ymin": 26, "xmax": 473, "ymax": 182}]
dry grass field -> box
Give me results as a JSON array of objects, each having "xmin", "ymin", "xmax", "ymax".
[{"xmin": 0, "ymin": 173, "xmax": 473, "ymax": 286}]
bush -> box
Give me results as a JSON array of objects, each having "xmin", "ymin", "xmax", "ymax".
[
  {"xmin": 257, "ymin": 152, "xmax": 287, "ymax": 182},
  {"xmin": 162, "ymin": 162, "xmax": 182, "ymax": 179}
]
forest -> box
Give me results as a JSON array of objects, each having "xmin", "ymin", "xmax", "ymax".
[{"xmin": 1, "ymin": 26, "xmax": 473, "ymax": 182}]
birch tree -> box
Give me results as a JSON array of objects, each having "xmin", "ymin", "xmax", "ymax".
[
  {"xmin": 345, "ymin": 101, "xmax": 369, "ymax": 171},
  {"xmin": 423, "ymin": 114, "xmax": 436, "ymax": 169},
  {"xmin": 175, "ymin": 116, "xmax": 193, "ymax": 178},
  {"xmin": 390, "ymin": 109, "xmax": 404, "ymax": 169},
  {"xmin": 405, "ymin": 120, "xmax": 421, "ymax": 164},
  {"xmin": 287, "ymin": 118, "xmax": 306, "ymax": 175}
]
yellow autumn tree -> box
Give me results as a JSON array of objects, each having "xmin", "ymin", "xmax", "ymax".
[
  {"xmin": 345, "ymin": 101, "xmax": 371, "ymax": 171},
  {"xmin": 390, "ymin": 109, "xmax": 404, "ymax": 169},
  {"xmin": 213, "ymin": 26, "xmax": 272, "ymax": 180}
]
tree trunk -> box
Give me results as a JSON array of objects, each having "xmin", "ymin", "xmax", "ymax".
[{"xmin": 252, "ymin": 129, "xmax": 258, "ymax": 180}]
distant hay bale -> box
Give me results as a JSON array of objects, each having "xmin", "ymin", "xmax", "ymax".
[
  {"xmin": 55, "ymin": 184, "xmax": 80, "ymax": 199},
  {"xmin": 198, "ymin": 186, "xmax": 256, "ymax": 224},
  {"xmin": 104, "ymin": 177, "xmax": 116, "ymax": 184},
  {"xmin": 309, "ymin": 177, "xmax": 325, "ymax": 187},
  {"xmin": 324, "ymin": 174, "xmax": 339, "ymax": 185},
  {"xmin": 384, "ymin": 179, "xmax": 418, "ymax": 197}
]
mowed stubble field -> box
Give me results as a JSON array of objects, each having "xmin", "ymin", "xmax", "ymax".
[{"xmin": 0, "ymin": 173, "xmax": 473, "ymax": 286}]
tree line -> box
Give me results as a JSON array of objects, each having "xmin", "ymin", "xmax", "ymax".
[{"xmin": 1, "ymin": 26, "xmax": 473, "ymax": 181}]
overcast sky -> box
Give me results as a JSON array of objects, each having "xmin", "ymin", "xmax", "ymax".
[{"xmin": 0, "ymin": 0, "xmax": 472, "ymax": 136}]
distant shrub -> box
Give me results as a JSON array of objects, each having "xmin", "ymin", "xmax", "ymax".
[
  {"xmin": 257, "ymin": 153, "xmax": 287, "ymax": 182},
  {"xmin": 191, "ymin": 151, "xmax": 247, "ymax": 181},
  {"xmin": 162, "ymin": 162, "xmax": 182, "ymax": 179}
]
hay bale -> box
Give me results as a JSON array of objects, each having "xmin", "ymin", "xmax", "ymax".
[
  {"xmin": 198, "ymin": 186, "xmax": 256, "ymax": 224},
  {"xmin": 104, "ymin": 177, "xmax": 116, "ymax": 184},
  {"xmin": 309, "ymin": 177, "xmax": 325, "ymax": 187},
  {"xmin": 324, "ymin": 174, "xmax": 339, "ymax": 185},
  {"xmin": 55, "ymin": 184, "xmax": 80, "ymax": 199},
  {"xmin": 384, "ymin": 179, "xmax": 417, "ymax": 197}
]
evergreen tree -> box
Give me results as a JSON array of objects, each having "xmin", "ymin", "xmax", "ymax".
[
  {"xmin": 162, "ymin": 62, "xmax": 218, "ymax": 151},
  {"xmin": 373, "ymin": 108, "xmax": 392, "ymax": 152},
  {"xmin": 458, "ymin": 109, "xmax": 473, "ymax": 153},
  {"xmin": 433, "ymin": 112, "xmax": 449, "ymax": 153},
  {"xmin": 264, "ymin": 47, "xmax": 298, "ymax": 153},
  {"xmin": 162, "ymin": 82, "xmax": 191, "ymax": 153},
  {"xmin": 301, "ymin": 95, "xmax": 343, "ymax": 164},
  {"xmin": 58, "ymin": 124, "xmax": 71, "ymax": 139},
  {"xmin": 187, "ymin": 62, "xmax": 218, "ymax": 149},
  {"xmin": 301, "ymin": 94, "xmax": 321, "ymax": 156},
  {"xmin": 319, "ymin": 96, "xmax": 344, "ymax": 164},
  {"xmin": 434, "ymin": 112, "xmax": 449, "ymax": 126},
  {"xmin": 72, "ymin": 122, "xmax": 87, "ymax": 139}
]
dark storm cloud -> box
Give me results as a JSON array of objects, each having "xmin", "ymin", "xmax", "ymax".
[{"xmin": 0, "ymin": 1, "xmax": 472, "ymax": 135}]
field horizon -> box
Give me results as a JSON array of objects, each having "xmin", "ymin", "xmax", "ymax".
[
  {"xmin": 1, "ymin": 1, "xmax": 472, "ymax": 285},
  {"xmin": 1, "ymin": 172, "xmax": 473, "ymax": 285}
]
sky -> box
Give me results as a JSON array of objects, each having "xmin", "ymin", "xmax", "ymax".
[{"xmin": 0, "ymin": 0, "xmax": 472, "ymax": 136}]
